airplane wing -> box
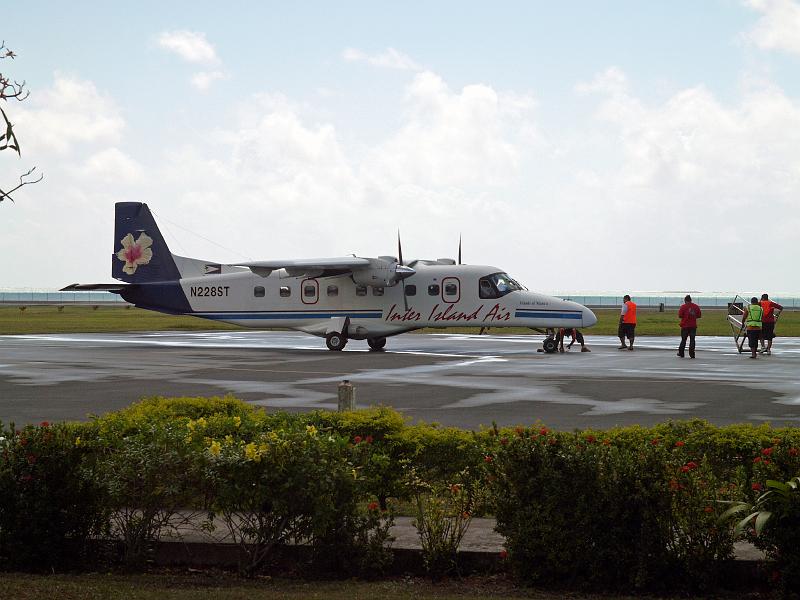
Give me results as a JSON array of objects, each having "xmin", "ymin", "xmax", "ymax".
[{"xmin": 232, "ymin": 257, "xmax": 371, "ymax": 277}]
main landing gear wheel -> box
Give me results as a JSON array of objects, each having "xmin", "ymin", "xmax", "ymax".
[
  {"xmin": 542, "ymin": 338, "xmax": 558, "ymax": 354},
  {"xmin": 326, "ymin": 332, "xmax": 347, "ymax": 351},
  {"xmin": 367, "ymin": 337, "xmax": 387, "ymax": 351}
]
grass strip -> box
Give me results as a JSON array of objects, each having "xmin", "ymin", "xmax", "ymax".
[
  {"xmin": 0, "ymin": 572, "xmax": 751, "ymax": 600},
  {"xmin": 1, "ymin": 306, "xmax": 798, "ymax": 337}
]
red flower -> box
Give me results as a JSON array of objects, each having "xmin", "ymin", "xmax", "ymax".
[
  {"xmin": 548, "ymin": 438, "xmax": 558, "ymax": 446},
  {"xmin": 500, "ymin": 437, "xmax": 509, "ymax": 446},
  {"xmin": 353, "ymin": 435, "xmax": 362, "ymax": 444},
  {"xmin": 18, "ymin": 437, "xmax": 27, "ymax": 447},
  {"xmin": 450, "ymin": 484, "xmax": 461, "ymax": 494},
  {"xmin": 365, "ymin": 435, "xmax": 374, "ymax": 444},
  {"xmin": 484, "ymin": 455, "xmax": 493, "ymax": 463},
  {"xmin": 686, "ymin": 461, "xmax": 698, "ymax": 470},
  {"xmin": 26, "ymin": 454, "xmax": 36, "ymax": 465},
  {"xmin": 650, "ymin": 438, "xmax": 659, "ymax": 446},
  {"xmin": 669, "ymin": 478, "xmax": 680, "ymax": 491},
  {"xmin": 21, "ymin": 474, "xmax": 33, "ymax": 482},
  {"xmin": 752, "ymin": 482, "xmax": 763, "ymax": 491},
  {"xmin": 790, "ymin": 448, "xmax": 799, "ymax": 457},
  {"xmin": 514, "ymin": 426, "xmax": 524, "ymax": 437},
  {"xmin": 539, "ymin": 427, "xmax": 549, "ymax": 436},
  {"xmin": 753, "ymin": 457, "xmax": 762, "ymax": 464},
  {"xmin": 762, "ymin": 459, "xmax": 771, "ymax": 465},
  {"xmin": 675, "ymin": 441, "xmax": 685, "ymax": 447},
  {"xmin": 761, "ymin": 447, "xmax": 774, "ymax": 456},
  {"xmin": 704, "ymin": 506, "xmax": 713, "ymax": 513},
  {"xmin": 586, "ymin": 435, "xmax": 596, "ymax": 444},
  {"xmin": 367, "ymin": 501, "xmax": 379, "ymax": 511},
  {"xmin": 602, "ymin": 439, "xmax": 611, "ymax": 446},
  {"xmin": 499, "ymin": 549, "xmax": 508, "ymax": 560},
  {"xmin": 680, "ymin": 465, "xmax": 690, "ymax": 473},
  {"xmin": 39, "ymin": 421, "xmax": 50, "ymax": 428}
]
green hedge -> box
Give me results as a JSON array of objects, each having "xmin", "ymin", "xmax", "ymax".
[{"xmin": 2, "ymin": 397, "xmax": 800, "ymax": 591}]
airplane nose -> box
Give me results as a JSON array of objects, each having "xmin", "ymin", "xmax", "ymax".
[{"xmin": 582, "ymin": 307, "xmax": 598, "ymax": 328}]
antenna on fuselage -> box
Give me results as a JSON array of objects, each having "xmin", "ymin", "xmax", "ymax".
[{"xmin": 458, "ymin": 235, "xmax": 462, "ymax": 265}]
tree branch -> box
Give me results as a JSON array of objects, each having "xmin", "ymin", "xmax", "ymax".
[{"xmin": 0, "ymin": 167, "xmax": 43, "ymax": 203}]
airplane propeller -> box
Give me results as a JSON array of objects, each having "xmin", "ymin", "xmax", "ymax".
[{"xmin": 398, "ymin": 231, "xmax": 408, "ymax": 311}]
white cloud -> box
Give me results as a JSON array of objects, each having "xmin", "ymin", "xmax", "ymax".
[
  {"xmin": 342, "ymin": 47, "xmax": 422, "ymax": 71},
  {"xmin": 744, "ymin": 0, "xmax": 800, "ymax": 56},
  {"xmin": 191, "ymin": 70, "xmax": 227, "ymax": 91},
  {"xmin": 13, "ymin": 74, "xmax": 126, "ymax": 155},
  {"xmin": 365, "ymin": 71, "xmax": 539, "ymax": 188},
  {"xmin": 77, "ymin": 148, "xmax": 143, "ymax": 184},
  {"xmin": 157, "ymin": 30, "xmax": 220, "ymax": 65}
]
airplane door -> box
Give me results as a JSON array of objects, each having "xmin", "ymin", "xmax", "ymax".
[
  {"xmin": 302, "ymin": 279, "xmax": 319, "ymax": 304},
  {"xmin": 441, "ymin": 277, "xmax": 460, "ymax": 303}
]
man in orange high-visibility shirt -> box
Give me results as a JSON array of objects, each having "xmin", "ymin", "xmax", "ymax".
[
  {"xmin": 618, "ymin": 294, "xmax": 637, "ymax": 351},
  {"xmin": 759, "ymin": 293, "xmax": 783, "ymax": 355}
]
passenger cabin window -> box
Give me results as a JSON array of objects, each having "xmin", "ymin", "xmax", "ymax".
[
  {"xmin": 372, "ymin": 286, "xmax": 384, "ymax": 296},
  {"xmin": 304, "ymin": 285, "xmax": 316, "ymax": 298},
  {"xmin": 280, "ymin": 286, "xmax": 291, "ymax": 298},
  {"xmin": 254, "ymin": 286, "xmax": 265, "ymax": 298},
  {"xmin": 327, "ymin": 285, "xmax": 338, "ymax": 297},
  {"xmin": 405, "ymin": 284, "xmax": 417, "ymax": 296},
  {"xmin": 428, "ymin": 284, "xmax": 440, "ymax": 296},
  {"xmin": 478, "ymin": 272, "xmax": 523, "ymax": 299},
  {"xmin": 356, "ymin": 285, "xmax": 367, "ymax": 297},
  {"xmin": 444, "ymin": 283, "xmax": 458, "ymax": 297}
]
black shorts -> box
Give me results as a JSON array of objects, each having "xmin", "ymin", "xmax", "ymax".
[
  {"xmin": 762, "ymin": 322, "xmax": 776, "ymax": 340},
  {"xmin": 746, "ymin": 329, "xmax": 761, "ymax": 349},
  {"xmin": 619, "ymin": 323, "xmax": 636, "ymax": 339}
]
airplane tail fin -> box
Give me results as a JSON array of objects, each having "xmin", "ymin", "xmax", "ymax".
[{"xmin": 112, "ymin": 202, "xmax": 182, "ymax": 283}]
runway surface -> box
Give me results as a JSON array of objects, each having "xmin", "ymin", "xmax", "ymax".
[{"xmin": 1, "ymin": 331, "xmax": 799, "ymax": 430}]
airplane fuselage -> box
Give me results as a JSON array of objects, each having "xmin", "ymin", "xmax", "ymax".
[{"xmin": 120, "ymin": 262, "xmax": 597, "ymax": 340}]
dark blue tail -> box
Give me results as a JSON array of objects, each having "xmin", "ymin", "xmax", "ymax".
[{"xmin": 112, "ymin": 202, "xmax": 181, "ymax": 283}]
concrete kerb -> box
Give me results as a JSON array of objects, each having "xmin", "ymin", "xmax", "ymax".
[{"xmin": 101, "ymin": 515, "xmax": 769, "ymax": 585}]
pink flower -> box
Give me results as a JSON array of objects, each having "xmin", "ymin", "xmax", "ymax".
[{"xmin": 116, "ymin": 232, "xmax": 154, "ymax": 275}]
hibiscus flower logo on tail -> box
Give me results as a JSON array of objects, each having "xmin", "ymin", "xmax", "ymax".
[{"xmin": 116, "ymin": 232, "xmax": 154, "ymax": 275}]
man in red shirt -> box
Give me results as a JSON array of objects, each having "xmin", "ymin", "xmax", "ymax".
[
  {"xmin": 677, "ymin": 294, "xmax": 701, "ymax": 359},
  {"xmin": 759, "ymin": 293, "xmax": 783, "ymax": 355}
]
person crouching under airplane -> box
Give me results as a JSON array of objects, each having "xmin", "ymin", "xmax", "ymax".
[
  {"xmin": 556, "ymin": 327, "xmax": 590, "ymax": 352},
  {"xmin": 618, "ymin": 294, "xmax": 637, "ymax": 351},
  {"xmin": 743, "ymin": 297, "xmax": 764, "ymax": 359}
]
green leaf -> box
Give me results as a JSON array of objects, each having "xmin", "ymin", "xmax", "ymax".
[{"xmin": 754, "ymin": 511, "xmax": 772, "ymax": 536}]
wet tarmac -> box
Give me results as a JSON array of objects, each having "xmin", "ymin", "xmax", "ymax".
[{"xmin": 1, "ymin": 331, "xmax": 799, "ymax": 429}]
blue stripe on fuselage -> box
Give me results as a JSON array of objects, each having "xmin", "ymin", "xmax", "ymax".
[
  {"xmin": 515, "ymin": 310, "xmax": 582, "ymax": 320},
  {"xmin": 194, "ymin": 311, "xmax": 383, "ymax": 320}
]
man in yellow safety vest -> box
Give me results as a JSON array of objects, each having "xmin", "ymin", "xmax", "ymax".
[{"xmin": 743, "ymin": 297, "xmax": 763, "ymax": 359}]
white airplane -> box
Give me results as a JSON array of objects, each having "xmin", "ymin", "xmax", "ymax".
[{"xmin": 64, "ymin": 202, "xmax": 597, "ymax": 352}]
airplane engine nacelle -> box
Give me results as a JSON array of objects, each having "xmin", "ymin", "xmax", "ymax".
[
  {"xmin": 351, "ymin": 258, "xmax": 399, "ymax": 287},
  {"xmin": 350, "ymin": 256, "xmax": 415, "ymax": 288}
]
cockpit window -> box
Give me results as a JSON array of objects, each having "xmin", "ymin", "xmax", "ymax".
[{"xmin": 478, "ymin": 272, "xmax": 523, "ymax": 299}]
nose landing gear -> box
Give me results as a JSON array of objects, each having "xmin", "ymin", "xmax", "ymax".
[{"xmin": 367, "ymin": 337, "xmax": 387, "ymax": 351}]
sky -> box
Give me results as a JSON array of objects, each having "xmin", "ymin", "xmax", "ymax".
[{"xmin": 1, "ymin": 0, "xmax": 799, "ymax": 293}]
